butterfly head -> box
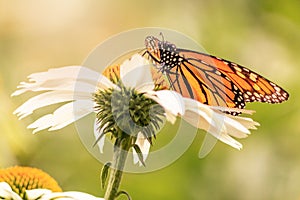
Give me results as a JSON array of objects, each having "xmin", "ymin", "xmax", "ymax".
[
  {"xmin": 145, "ymin": 36, "xmax": 178, "ymax": 64},
  {"xmin": 145, "ymin": 36, "xmax": 162, "ymax": 62}
]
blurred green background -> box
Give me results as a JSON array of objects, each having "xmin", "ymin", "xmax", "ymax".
[{"xmin": 1, "ymin": 0, "xmax": 299, "ymax": 199}]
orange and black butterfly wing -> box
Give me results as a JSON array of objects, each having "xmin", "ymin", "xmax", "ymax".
[
  {"xmin": 144, "ymin": 35, "xmax": 289, "ymax": 113},
  {"xmin": 177, "ymin": 49, "xmax": 289, "ymax": 105},
  {"xmin": 163, "ymin": 52, "xmax": 246, "ymax": 111}
]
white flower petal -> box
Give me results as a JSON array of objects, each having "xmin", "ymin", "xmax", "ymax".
[
  {"xmin": 191, "ymin": 113, "xmax": 243, "ymax": 150},
  {"xmin": 14, "ymin": 91, "xmax": 74, "ymax": 119},
  {"xmin": 12, "ymin": 66, "xmax": 115, "ymax": 97},
  {"xmin": 0, "ymin": 182, "xmax": 23, "ymax": 200},
  {"xmin": 13, "ymin": 79, "xmax": 98, "ymax": 97},
  {"xmin": 49, "ymin": 100, "xmax": 94, "ymax": 131},
  {"xmin": 13, "ymin": 80, "xmax": 98, "ymax": 120},
  {"xmin": 214, "ymin": 131, "xmax": 243, "ymax": 150},
  {"xmin": 133, "ymin": 132, "xmax": 151, "ymax": 165},
  {"xmin": 12, "ymin": 79, "xmax": 73, "ymax": 96},
  {"xmin": 27, "ymin": 114, "xmax": 54, "ymax": 134},
  {"xmin": 28, "ymin": 66, "xmax": 102, "ymax": 84},
  {"xmin": 96, "ymin": 76, "xmax": 117, "ymax": 90},
  {"xmin": 75, "ymin": 66, "xmax": 113, "ymax": 88},
  {"xmin": 136, "ymin": 82, "xmax": 155, "ymax": 94},
  {"xmin": 28, "ymin": 100, "xmax": 94, "ymax": 133},
  {"xmin": 156, "ymin": 90, "xmax": 185, "ymax": 115},
  {"xmin": 210, "ymin": 106, "xmax": 256, "ymax": 115},
  {"xmin": 183, "ymin": 108, "xmax": 244, "ymax": 148},
  {"xmin": 12, "ymin": 65, "xmax": 118, "ymax": 136},
  {"xmin": 120, "ymin": 54, "xmax": 154, "ymax": 89},
  {"xmin": 41, "ymin": 191, "xmax": 104, "ymax": 200},
  {"xmin": 26, "ymin": 189, "xmax": 104, "ymax": 200},
  {"xmin": 184, "ymin": 98, "xmax": 255, "ymax": 137},
  {"xmin": 221, "ymin": 116, "xmax": 250, "ymax": 138},
  {"xmin": 231, "ymin": 116, "xmax": 260, "ymax": 130},
  {"xmin": 183, "ymin": 97, "xmax": 258, "ymax": 149},
  {"xmin": 0, "ymin": 182, "xmax": 13, "ymax": 192},
  {"xmin": 93, "ymin": 119, "xmax": 106, "ymax": 153},
  {"xmin": 26, "ymin": 189, "xmax": 52, "ymax": 199},
  {"xmin": 183, "ymin": 109, "xmax": 213, "ymax": 132},
  {"xmin": 145, "ymin": 90, "xmax": 185, "ymax": 124},
  {"xmin": 164, "ymin": 110, "xmax": 177, "ymax": 124},
  {"xmin": 12, "ymin": 66, "xmax": 84, "ymax": 96}
]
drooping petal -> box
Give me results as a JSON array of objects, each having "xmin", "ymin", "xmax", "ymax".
[
  {"xmin": 184, "ymin": 109, "xmax": 243, "ymax": 149},
  {"xmin": 93, "ymin": 119, "xmax": 106, "ymax": 153},
  {"xmin": 28, "ymin": 100, "xmax": 94, "ymax": 133},
  {"xmin": 133, "ymin": 132, "xmax": 151, "ymax": 165},
  {"xmin": 120, "ymin": 54, "xmax": 155, "ymax": 90},
  {"xmin": 183, "ymin": 98, "xmax": 259, "ymax": 150}
]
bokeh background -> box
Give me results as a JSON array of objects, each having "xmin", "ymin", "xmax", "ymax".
[{"xmin": 1, "ymin": 0, "xmax": 299, "ymax": 199}]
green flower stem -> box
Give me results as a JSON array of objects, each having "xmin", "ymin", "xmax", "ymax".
[{"xmin": 104, "ymin": 137, "xmax": 131, "ymax": 200}]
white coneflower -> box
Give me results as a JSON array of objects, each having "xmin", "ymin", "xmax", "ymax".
[
  {"xmin": 12, "ymin": 54, "xmax": 259, "ymax": 162},
  {"xmin": 12, "ymin": 54, "xmax": 184, "ymax": 165},
  {"xmin": 0, "ymin": 166, "xmax": 103, "ymax": 200}
]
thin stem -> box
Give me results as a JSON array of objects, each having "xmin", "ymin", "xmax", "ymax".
[{"xmin": 104, "ymin": 137, "xmax": 131, "ymax": 200}]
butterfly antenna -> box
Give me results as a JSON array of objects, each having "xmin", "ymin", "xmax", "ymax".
[{"xmin": 159, "ymin": 32, "xmax": 165, "ymax": 42}]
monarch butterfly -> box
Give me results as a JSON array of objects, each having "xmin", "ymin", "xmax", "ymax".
[{"xmin": 143, "ymin": 35, "xmax": 289, "ymax": 115}]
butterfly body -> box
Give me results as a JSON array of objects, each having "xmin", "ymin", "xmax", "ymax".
[{"xmin": 144, "ymin": 36, "xmax": 289, "ymax": 114}]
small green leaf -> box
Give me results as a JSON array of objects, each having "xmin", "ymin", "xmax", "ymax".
[
  {"xmin": 116, "ymin": 190, "xmax": 132, "ymax": 200},
  {"xmin": 100, "ymin": 162, "xmax": 111, "ymax": 189}
]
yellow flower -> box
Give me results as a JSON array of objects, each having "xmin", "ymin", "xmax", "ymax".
[
  {"xmin": 0, "ymin": 166, "xmax": 103, "ymax": 200},
  {"xmin": 0, "ymin": 166, "xmax": 61, "ymax": 198}
]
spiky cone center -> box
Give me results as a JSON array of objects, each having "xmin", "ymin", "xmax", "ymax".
[
  {"xmin": 94, "ymin": 83, "xmax": 165, "ymax": 146},
  {"xmin": 0, "ymin": 166, "xmax": 61, "ymax": 199}
]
